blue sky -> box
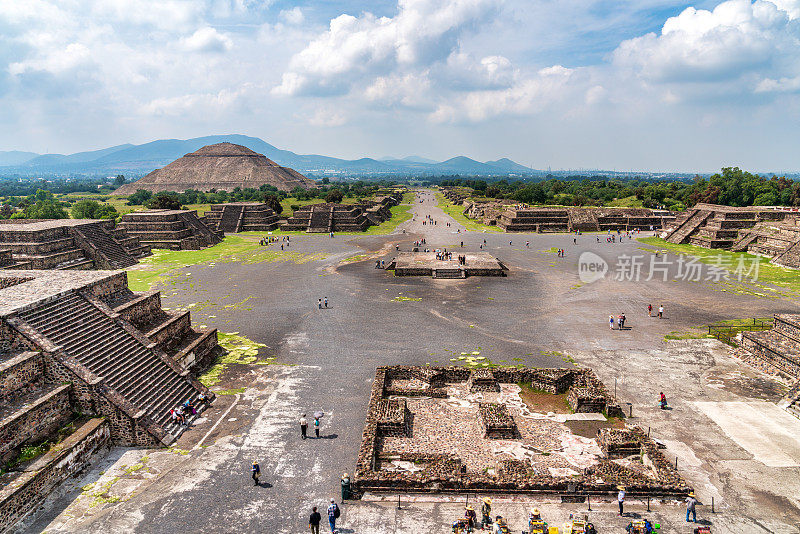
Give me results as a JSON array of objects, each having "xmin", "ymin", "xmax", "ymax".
[{"xmin": 1, "ymin": 0, "xmax": 799, "ymax": 172}]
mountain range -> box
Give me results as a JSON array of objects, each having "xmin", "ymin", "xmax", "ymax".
[{"xmin": 0, "ymin": 134, "xmax": 533, "ymax": 177}]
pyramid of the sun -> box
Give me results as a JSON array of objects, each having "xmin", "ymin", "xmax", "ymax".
[{"xmin": 116, "ymin": 142, "xmax": 316, "ymax": 194}]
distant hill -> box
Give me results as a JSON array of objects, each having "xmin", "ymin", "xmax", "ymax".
[
  {"xmin": 0, "ymin": 134, "xmax": 535, "ymax": 177},
  {"xmin": 0, "ymin": 151, "xmax": 39, "ymax": 166}
]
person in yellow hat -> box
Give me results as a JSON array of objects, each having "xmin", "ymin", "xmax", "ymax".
[
  {"xmin": 481, "ymin": 497, "xmax": 492, "ymax": 529},
  {"xmin": 465, "ymin": 505, "xmax": 477, "ymax": 531},
  {"xmin": 685, "ymin": 492, "xmax": 697, "ymax": 522}
]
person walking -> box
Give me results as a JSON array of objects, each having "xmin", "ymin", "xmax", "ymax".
[
  {"xmin": 685, "ymin": 492, "xmax": 697, "ymax": 522},
  {"xmin": 658, "ymin": 305, "xmax": 664, "ymax": 318},
  {"xmin": 314, "ymin": 416, "xmax": 320, "ymax": 438},
  {"xmin": 324, "ymin": 297, "xmax": 328, "ymax": 308},
  {"xmin": 648, "ymin": 303, "xmax": 652, "ymax": 317},
  {"xmin": 617, "ymin": 486, "xmax": 625, "ymax": 516},
  {"xmin": 327, "ymin": 498, "xmax": 340, "ymax": 533},
  {"xmin": 251, "ymin": 460, "xmax": 260, "ymax": 486},
  {"xmin": 609, "ymin": 315, "xmax": 615, "ymax": 330},
  {"xmin": 309, "ymin": 506, "xmax": 321, "ymax": 534},
  {"xmin": 300, "ymin": 413, "xmax": 308, "ymax": 439},
  {"xmin": 318, "ymin": 298, "xmax": 322, "ymax": 310}
]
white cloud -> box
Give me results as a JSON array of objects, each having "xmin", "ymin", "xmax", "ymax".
[
  {"xmin": 280, "ymin": 7, "xmax": 304, "ymax": 25},
  {"xmin": 180, "ymin": 27, "xmax": 233, "ymax": 53},
  {"xmin": 612, "ymin": 0, "xmax": 800, "ymax": 84},
  {"xmin": 273, "ymin": 0, "xmax": 501, "ymax": 96},
  {"xmin": 307, "ymin": 107, "xmax": 347, "ymax": 127}
]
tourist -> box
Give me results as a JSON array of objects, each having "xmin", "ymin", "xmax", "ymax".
[
  {"xmin": 465, "ymin": 505, "xmax": 477, "ymax": 530},
  {"xmin": 658, "ymin": 305, "xmax": 664, "ymax": 318},
  {"xmin": 309, "ymin": 506, "xmax": 321, "ymax": 534},
  {"xmin": 573, "ymin": 238, "xmax": 577, "ymax": 245},
  {"xmin": 660, "ymin": 392, "xmax": 668, "ymax": 410},
  {"xmin": 526, "ymin": 241, "xmax": 529, "ymax": 248},
  {"xmin": 685, "ymin": 492, "xmax": 698, "ymax": 522},
  {"xmin": 648, "ymin": 304, "xmax": 652, "ymax": 317},
  {"xmin": 198, "ymin": 392, "xmax": 208, "ymax": 407},
  {"xmin": 617, "ymin": 486, "xmax": 625, "ymax": 516},
  {"xmin": 327, "ymin": 498, "xmax": 340, "ymax": 533},
  {"xmin": 300, "ymin": 413, "xmax": 308, "ymax": 439},
  {"xmin": 324, "ymin": 297, "xmax": 328, "ymax": 308},
  {"xmin": 170, "ymin": 408, "xmax": 178, "ymax": 426},
  {"xmin": 318, "ymin": 299, "xmax": 322, "ymax": 310},
  {"xmin": 314, "ymin": 416, "xmax": 320, "ymax": 438},
  {"xmin": 619, "ymin": 313, "xmax": 626, "ymax": 330},
  {"xmin": 251, "ymin": 460, "xmax": 260, "ymax": 486},
  {"xmin": 481, "ymin": 498, "xmax": 492, "ymax": 528}
]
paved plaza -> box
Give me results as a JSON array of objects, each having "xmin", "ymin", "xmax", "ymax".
[{"xmin": 18, "ymin": 189, "xmax": 800, "ymax": 533}]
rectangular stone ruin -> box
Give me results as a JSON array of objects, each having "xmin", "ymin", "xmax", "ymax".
[
  {"xmin": 469, "ymin": 367, "xmax": 500, "ymax": 392},
  {"xmin": 282, "ymin": 203, "xmax": 375, "ymax": 232},
  {"xmin": 376, "ymin": 399, "xmax": 410, "ymax": 437},
  {"xmin": 118, "ymin": 209, "xmax": 223, "ymax": 250},
  {"xmin": 478, "ymin": 402, "xmax": 518, "ymax": 439},
  {"xmin": 496, "ymin": 206, "xmax": 673, "ymax": 233},
  {"xmin": 385, "ymin": 252, "xmax": 508, "ymax": 278},
  {"xmin": 354, "ymin": 365, "xmax": 686, "ymax": 498},
  {"xmin": 204, "ymin": 202, "xmax": 281, "ymax": 233},
  {"xmin": 0, "ymin": 219, "xmax": 150, "ymax": 270}
]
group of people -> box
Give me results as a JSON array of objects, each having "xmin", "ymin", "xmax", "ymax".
[
  {"xmin": 308, "ymin": 499, "xmax": 341, "ymax": 533},
  {"xmin": 609, "ymin": 313, "xmax": 627, "ymax": 330},
  {"xmin": 299, "ymin": 412, "xmax": 322, "ymax": 439},
  {"xmin": 435, "ymin": 249, "xmax": 453, "ymax": 261},
  {"xmin": 317, "ymin": 297, "xmax": 329, "ymax": 309},
  {"xmin": 259, "ymin": 235, "xmax": 290, "ymax": 247},
  {"xmin": 648, "ymin": 304, "xmax": 664, "ymax": 318},
  {"xmin": 169, "ymin": 394, "xmax": 207, "ymax": 426},
  {"xmin": 555, "ymin": 248, "xmax": 566, "ymax": 257}
]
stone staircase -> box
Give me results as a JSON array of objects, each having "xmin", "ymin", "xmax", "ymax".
[
  {"xmin": 730, "ymin": 230, "xmax": 760, "ymax": 252},
  {"xmin": 308, "ymin": 206, "xmax": 333, "ymax": 233},
  {"xmin": 73, "ymin": 223, "xmax": 139, "ymax": 269},
  {"xmin": 217, "ymin": 204, "xmax": 245, "ymax": 233},
  {"xmin": 664, "ymin": 208, "xmax": 712, "ymax": 244},
  {"xmin": 15, "ymin": 292, "xmax": 202, "ymax": 436},
  {"xmin": 432, "ymin": 268, "xmax": 465, "ymax": 279}
]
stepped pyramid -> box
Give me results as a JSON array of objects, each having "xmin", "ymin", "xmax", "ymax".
[{"xmin": 116, "ymin": 143, "xmax": 316, "ymax": 194}]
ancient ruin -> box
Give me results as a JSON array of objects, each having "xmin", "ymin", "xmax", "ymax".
[
  {"xmin": 0, "ymin": 219, "xmax": 150, "ymax": 271},
  {"xmin": 204, "ymin": 202, "xmax": 281, "ymax": 233},
  {"xmin": 119, "ymin": 209, "xmax": 223, "ymax": 250},
  {"xmin": 735, "ymin": 314, "xmax": 800, "ymax": 417},
  {"xmin": 354, "ymin": 366, "xmax": 689, "ymax": 498},
  {"xmin": 0, "ymin": 269, "xmax": 219, "ymax": 529},
  {"xmin": 498, "ymin": 207, "xmax": 674, "ymax": 233},
  {"xmin": 386, "ymin": 252, "xmax": 507, "ymax": 278},
  {"xmin": 115, "ymin": 142, "xmax": 316, "ymax": 194}
]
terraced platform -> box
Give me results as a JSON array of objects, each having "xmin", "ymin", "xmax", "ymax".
[{"xmin": 385, "ymin": 252, "xmax": 507, "ymax": 278}]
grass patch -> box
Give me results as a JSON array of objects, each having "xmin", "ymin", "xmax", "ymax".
[
  {"xmin": 392, "ymin": 295, "xmax": 422, "ymax": 302},
  {"xmin": 214, "ymin": 387, "xmax": 247, "ymax": 395},
  {"xmin": 126, "ymin": 235, "xmax": 327, "ymax": 291},
  {"xmin": 638, "ymin": 237, "xmax": 800, "ymax": 297},
  {"xmin": 342, "ymin": 254, "xmax": 369, "ymax": 263},
  {"xmin": 434, "ymin": 193, "xmax": 505, "ymax": 233},
  {"xmin": 607, "ymin": 195, "xmax": 644, "ymax": 208},
  {"xmin": 199, "ymin": 332, "xmax": 268, "ymax": 387}
]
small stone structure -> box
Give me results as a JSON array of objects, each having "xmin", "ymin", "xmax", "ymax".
[
  {"xmin": 354, "ymin": 366, "xmax": 687, "ymax": 498},
  {"xmin": 386, "ymin": 252, "xmax": 508, "ymax": 278},
  {"xmin": 662, "ymin": 203, "xmax": 786, "ymax": 248},
  {"xmin": 204, "ymin": 202, "xmax": 281, "ymax": 233},
  {"xmin": 118, "ymin": 209, "xmax": 223, "ymax": 250},
  {"xmin": 0, "ymin": 219, "xmax": 150, "ymax": 270}
]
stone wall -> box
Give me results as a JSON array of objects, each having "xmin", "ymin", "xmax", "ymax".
[
  {"xmin": 0, "ymin": 418, "xmax": 110, "ymax": 532},
  {"xmin": 0, "ymin": 352, "xmax": 44, "ymax": 399},
  {"xmin": 0, "ymin": 384, "xmax": 72, "ymax": 460}
]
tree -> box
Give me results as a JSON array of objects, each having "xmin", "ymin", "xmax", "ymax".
[
  {"xmin": 114, "ymin": 175, "xmax": 126, "ymax": 185},
  {"xmin": 19, "ymin": 199, "xmax": 68, "ymax": 219},
  {"xmin": 71, "ymin": 199, "xmax": 119, "ymax": 219},
  {"xmin": 127, "ymin": 189, "xmax": 152, "ymax": 206},
  {"xmin": 321, "ymin": 177, "xmax": 330, "ymax": 184},
  {"xmin": 325, "ymin": 189, "xmax": 344, "ymax": 203},
  {"xmin": 145, "ymin": 193, "xmax": 182, "ymax": 210},
  {"xmin": 262, "ymin": 193, "xmax": 283, "ymax": 214}
]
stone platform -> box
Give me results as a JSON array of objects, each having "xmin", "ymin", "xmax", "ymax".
[{"xmin": 386, "ymin": 252, "xmax": 507, "ymax": 278}]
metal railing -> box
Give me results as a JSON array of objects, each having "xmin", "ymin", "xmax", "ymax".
[{"xmin": 708, "ymin": 318, "xmax": 773, "ymax": 345}]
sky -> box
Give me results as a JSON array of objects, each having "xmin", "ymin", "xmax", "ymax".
[{"xmin": 1, "ymin": 0, "xmax": 800, "ymax": 172}]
